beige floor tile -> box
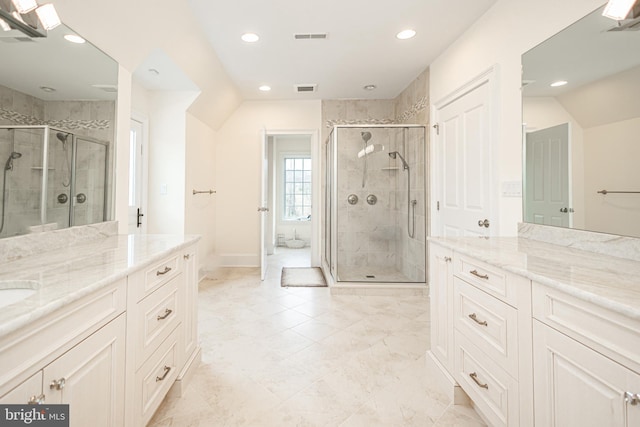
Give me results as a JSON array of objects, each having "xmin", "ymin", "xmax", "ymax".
[{"xmin": 151, "ymin": 248, "xmax": 485, "ymax": 426}]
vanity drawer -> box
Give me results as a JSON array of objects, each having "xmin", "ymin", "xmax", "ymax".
[
  {"xmin": 139, "ymin": 254, "xmax": 182, "ymax": 302},
  {"xmin": 135, "ymin": 276, "xmax": 181, "ymax": 369},
  {"xmin": 532, "ymin": 282, "xmax": 640, "ymax": 374},
  {"xmin": 455, "ymin": 330, "xmax": 519, "ymax": 427},
  {"xmin": 454, "ymin": 277, "xmax": 519, "ymax": 378},
  {"xmin": 454, "ymin": 254, "xmax": 515, "ymax": 306},
  {"xmin": 135, "ymin": 328, "xmax": 179, "ymax": 426}
]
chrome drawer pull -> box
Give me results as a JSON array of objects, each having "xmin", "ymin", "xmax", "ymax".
[
  {"xmin": 156, "ymin": 366, "xmax": 171, "ymax": 382},
  {"xmin": 469, "ymin": 372, "xmax": 489, "ymax": 390},
  {"xmin": 444, "ymin": 256, "xmax": 452, "ymax": 262},
  {"xmin": 28, "ymin": 394, "xmax": 45, "ymax": 405},
  {"xmin": 468, "ymin": 313, "xmax": 488, "ymax": 326},
  {"xmin": 184, "ymin": 254, "xmax": 190, "ymax": 260},
  {"xmin": 470, "ymin": 270, "xmax": 489, "ymax": 280},
  {"xmin": 625, "ymin": 391, "xmax": 640, "ymax": 406},
  {"xmin": 157, "ymin": 309, "xmax": 173, "ymax": 320},
  {"xmin": 156, "ymin": 266, "xmax": 172, "ymax": 276},
  {"xmin": 49, "ymin": 378, "xmax": 66, "ymax": 391}
]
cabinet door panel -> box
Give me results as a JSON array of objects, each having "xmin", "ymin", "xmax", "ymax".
[
  {"xmin": 533, "ymin": 321, "xmax": 640, "ymax": 427},
  {"xmin": 429, "ymin": 244, "xmax": 454, "ymax": 371},
  {"xmin": 0, "ymin": 372, "xmax": 43, "ymax": 405},
  {"xmin": 44, "ymin": 315, "xmax": 125, "ymax": 427}
]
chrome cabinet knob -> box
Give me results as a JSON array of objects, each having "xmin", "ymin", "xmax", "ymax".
[
  {"xmin": 477, "ymin": 219, "xmax": 490, "ymax": 228},
  {"xmin": 50, "ymin": 378, "xmax": 66, "ymax": 391}
]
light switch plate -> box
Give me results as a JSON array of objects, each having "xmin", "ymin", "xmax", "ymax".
[{"xmin": 502, "ymin": 181, "xmax": 522, "ymax": 197}]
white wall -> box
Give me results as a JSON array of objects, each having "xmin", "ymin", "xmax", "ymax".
[
  {"xmin": 185, "ymin": 114, "xmax": 218, "ymax": 272},
  {"xmin": 583, "ymin": 117, "xmax": 640, "ymax": 237},
  {"xmin": 430, "ymin": 0, "xmax": 603, "ymax": 235},
  {"xmin": 523, "ymin": 97, "xmax": 585, "ymax": 228},
  {"xmin": 215, "ymin": 100, "xmax": 321, "ymax": 267}
]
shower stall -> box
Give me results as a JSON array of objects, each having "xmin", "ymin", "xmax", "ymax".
[
  {"xmin": 0, "ymin": 126, "xmax": 110, "ymax": 238},
  {"xmin": 324, "ymin": 125, "xmax": 427, "ymax": 284}
]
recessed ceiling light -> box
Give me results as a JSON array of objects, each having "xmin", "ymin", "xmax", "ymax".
[
  {"xmin": 363, "ymin": 84, "xmax": 377, "ymax": 91},
  {"xmin": 259, "ymin": 85, "xmax": 271, "ymax": 92},
  {"xmin": 396, "ymin": 29, "xmax": 416, "ymax": 40},
  {"xmin": 550, "ymin": 80, "xmax": 568, "ymax": 87},
  {"xmin": 64, "ymin": 34, "xmax": 85, "ymax": 44},
  {"xmin": 39, "ymin": 86, "xmax": 56, "ymax": 93},
  {"xmin": 241, "ymin": 33, "xmax": 260, "ymax": 43}
]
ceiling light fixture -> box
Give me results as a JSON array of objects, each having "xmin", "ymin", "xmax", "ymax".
[
  {"xmin": 550, "ymin": 80, "xmax": 568, "ymax": 87},
  {"xmin": 396, "ymin": 29, "xmax": 416, "ymax": 40},
  {"xmin": 602, "ymin": 0, "xmax": 638, "ymax": 20},
  {"xmin": 64, "ymin": 34, "xmax": 85, "ymax": 44},
  {"xmin": 259, "ymin": 85, "xmax": 271, "ymax": 92},
  {"xmin": 363, "ymin": 84, "xmax": 377, "ymax": 91},
  {"xmin": 34, "ymin": 3, "xmax": 60, "ymax": 30},
  {"xmin": 241, "ymin": 33, "xmax": 260, "ymax": 43},
  {"xmin": 10, "ymin": 0, "xmax": 37, "ymax": 14}
]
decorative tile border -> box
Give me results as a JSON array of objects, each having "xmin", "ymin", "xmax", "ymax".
[
  {"xmin": 324, "ymin": 96, "xmax": 428, "ymax": 128},
  {"xmin": 0, "ymin": 108, "xmax": 111, "ymax": 130}
]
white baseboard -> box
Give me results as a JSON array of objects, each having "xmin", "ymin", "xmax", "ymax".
[
  {"xmin": 168, "ymin": 346, "xmax": 201, "ymax": 398},
  {"xmin": 210, "ymin": 253, "xmax": 260, "ymax": 268},
  {"xmin": 425, "ymin": 350, "xmax": 470, "ymax": 406}
]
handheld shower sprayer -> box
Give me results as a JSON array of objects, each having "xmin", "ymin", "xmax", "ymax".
[
  {"xmin": 4, "ymin": 152, "xmax": 22, "ymax": 171},
  {"xmin": 388, "ymin": 151, "xmax": 409, "ymax": 170}
]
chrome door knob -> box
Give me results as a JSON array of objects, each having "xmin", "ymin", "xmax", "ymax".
[{"xmin": 477, "ymin": 219, "xmax": 490, "ymax": 228}]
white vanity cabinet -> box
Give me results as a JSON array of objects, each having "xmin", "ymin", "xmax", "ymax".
[
  {"xmin": 0, "ymin": 279, "xmax": 127, "ymax": 427},
  {"xmin": 532, "ymin": 282, "xmax": 640, "ymax": 427},
  {"xmin": 429, "ymin": 244, "xmax": 454, "ymax": 372},
  {"xmin": 0, "ymin": 236, "xmax": 200, "ymax": 427},
  {"xmin": 125, "ymin": 243, "xmax": 200, "ymax": 426},
  {"xmin": 429, "ymin": 241, "xmax": 534, "ymax": 427}
]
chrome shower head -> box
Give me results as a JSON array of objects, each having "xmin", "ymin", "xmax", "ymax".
[
  {"xmin": 361, "ymin": 131, "xmax": 372, "ymax": 143},
  {"xmin": 4, "ymin": 151, "xmax": 22, "ymax": 171},
  {"xmin": 388, "ymin": 151, "xmax": 409, "ymax": 170},
  {"xmin": 56, "ymin": 132, "xmax": 69, "ymax": 143}
]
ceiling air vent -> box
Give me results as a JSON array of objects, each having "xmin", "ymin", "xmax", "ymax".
[
  {"xmin": 294, "ymin": 33, "xmax": 328, "ymax": 40},
  {"xmin": 295, "ymin": 84, "xmax": 317, "ymax": 93}
]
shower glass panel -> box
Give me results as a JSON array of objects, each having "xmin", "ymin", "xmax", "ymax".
[
  {"xmin": 326, "ymin": 125, "xmax": 427, "ymax": 283},
  {"xmin": 73, "ymin": 136, "xmax": 108, "ymax": 226},
  {"xmin": 0, "ymin": 125, "xmax": 110, "ymax": 237},
  {"xmin": 0, "ymin": 127, "xmax": 45, "ymax": 237}
]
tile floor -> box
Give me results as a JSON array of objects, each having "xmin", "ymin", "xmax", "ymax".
[{"xmin": 149, "ymin": 248, "xmax": 486, "ymax": 426}]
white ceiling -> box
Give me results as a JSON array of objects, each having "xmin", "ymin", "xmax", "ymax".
[
  {"xmin": 0, "ymin": 24, "xmax": 117, "ymax": 101},
  {"xmin": 187, "ymin": 0, "xmax": 498, "ymax": 100}
]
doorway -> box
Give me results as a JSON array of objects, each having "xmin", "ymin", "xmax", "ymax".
[
  {"xmin": 128, "ymin": 115, "xmax": 148, "ymax": 234},
  {"xmin": 261, "ymin": 131, "xmax": 319, "ymax": 279}
]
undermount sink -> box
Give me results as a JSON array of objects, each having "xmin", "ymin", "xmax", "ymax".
[{"xmin": 0, "ymin": 280, "xmax": 40, "ymax": 308}]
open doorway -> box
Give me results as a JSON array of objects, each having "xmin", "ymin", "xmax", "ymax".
[{"xmin": 263, "ymin": 132, "xmax": 318, "ymax": 271}]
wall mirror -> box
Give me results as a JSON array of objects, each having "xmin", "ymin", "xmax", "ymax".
[
  {"xmin": 0, "ymin": 22, "xmax": 117, "ymax": 238},
  {"xmin": 522, "ymin": 4, "xmax": 640, "ymax": 238}
]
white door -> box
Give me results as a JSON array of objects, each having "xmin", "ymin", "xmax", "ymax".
[
  {"xmin": 525, "ymin": 123, "xmax": 570, "ymax": 227},
  {"xmin": 259, "ymin": 130, "xmax": 269, "ymax": 280},
  {"xmin": 435, "ymin": 76, "xmax": 493, "ymax": 237},
  {"xmin": 128, "ymin": 118, "xmax": 146, "ymax": 234}
]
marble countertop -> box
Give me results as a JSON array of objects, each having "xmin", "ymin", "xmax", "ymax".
[
  {"xmin": 429, "ymin": 237, "xmax": 640, "ymax": 321},
  {"xmin": 0, "ymin": 234, "xmax": 199, "ymax": 339}
]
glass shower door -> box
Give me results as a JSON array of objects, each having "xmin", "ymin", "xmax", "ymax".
[{"xmin": 71, "ymin": 136, "xmax": 108, "ymax": 226}]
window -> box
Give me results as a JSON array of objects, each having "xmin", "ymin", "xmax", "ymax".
[{"xmin": 284, "ymin": 157, "xmax": 311, "ymax": 220}]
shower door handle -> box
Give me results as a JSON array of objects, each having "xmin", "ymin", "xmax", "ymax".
[{"xmin": 137, "ymin": 208, "xmax": 144, "ymax": 228}]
